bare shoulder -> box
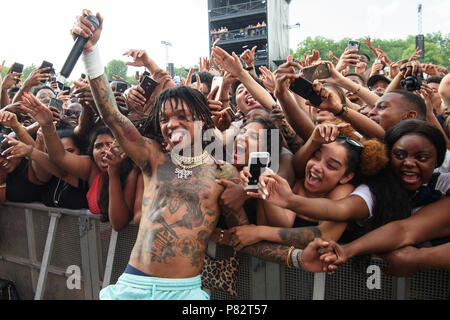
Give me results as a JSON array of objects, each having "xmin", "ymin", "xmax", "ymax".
[{"xmin": 328, "ymin": 183, "xmax": 356, "ymax": 200}]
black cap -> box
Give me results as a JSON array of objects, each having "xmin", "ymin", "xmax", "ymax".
[{"xmin": 367, "ymin": 74, "xmax": 391, "ymax": 89}]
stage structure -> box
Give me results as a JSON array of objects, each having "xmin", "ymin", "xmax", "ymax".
[{"xmin": 208, "ymin": 0, "xmax": 291, "ymax": 71}]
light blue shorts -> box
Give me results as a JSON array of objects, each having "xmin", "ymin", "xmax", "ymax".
[{"xmin": 99, "ymin": 273, "xmax": 210, "ymax": 300}]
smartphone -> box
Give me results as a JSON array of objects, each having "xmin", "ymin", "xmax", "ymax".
[
  {"xmin": 302, "ymin": 63, "xmax": 331, "ymax": 82},
  {"xmin": 246, "ymin": 152, "xmax": 271, "ymax": 191},
  {"xmin": 10, "ymin": 63, "xmax": 24, "ymax": 74},
  {"xmin": 289, "ymin": 76, "xmax": 322, "ymax": 106},
  {"xmin": 49, "ymin": 98, "xmax": 64, "ymax": 112},
  {"xmin": 39, "ymin": 61, "xmax": 53, "ymax": 83},
  {"xmin": 348, "ymin": 40, "xmax": 360, "ymax": 52},
  {"xmin": 224, "ymin": 106, "xmax": 236, "ymax": 120},
  {"xmin": 116, "ymin": 82, "xmax": 128, "ymax": 93},
  {"xmin": 140, "ymin": 75, "xmax": 159, "ymax": 102},
  {"xmin": 210, "ymin": 76, "xmax": 224, "ymax": 101}
]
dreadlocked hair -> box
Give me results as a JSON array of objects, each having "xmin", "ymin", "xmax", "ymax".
[{"xmin": 141, "ymin": 86, "xmax": 216, "ymax": 147}]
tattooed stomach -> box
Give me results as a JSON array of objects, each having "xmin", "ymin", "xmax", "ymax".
[{"xmin": 129, "ymin": 223, "xmax": 213, "ymax": 278}]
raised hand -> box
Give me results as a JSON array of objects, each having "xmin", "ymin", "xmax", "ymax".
[
  {"xmin": 247, "ymin": 171, "xmax": 294, "ymax": 209},
  {"xmin": 389, "ymin": 60, "xmax": 402, "ymax": 79},
  {"xmin": 207, "ymin": 86, "xmax": 223, "ymax": 116},
  {"xmin": 123, "ymin": 49, "xmax": 151, "ymax": 68},
  {"xmin": 57, "ymin": 89, "xmax": 71, "ymax": 103},
  {"xmin": 335, "ymin": 48, "xmax": 360, "ymax": 73},
  {"xmin": 105, "ymin": 143, "xmax": 127, "ymax": 174},
  {"xmin": 305, "ymin": 50, "xmax": 321, "ymax": 66},
  {"xmin": 70, "ymin": 9, "xmax": 103, "ymax": 50},
  {"xmin": 259, "ymin": 66, "xmax": 276, "ymax": 94},
  {"xmin": 211, "ymin": 46, "xmax": 244, "ymax": 78},
  {"xmin": 308, "ymin": 79, "xmax": 342, "ymax": 113},
  {"xmin": 409, "ymin": 47, "xmax": 422, "ymax": 62},
  {"xmin": 274, "ymin": 72, "xmax": 299, "ymax": 99},
  {"xmin": 1, "ymin": 72, "xmax": 22, "ymax": 90},
  {"xmin": 73, "ymin": 85, "xmax": 95, "ymax": 109},
  {"xmin": 125, "ymin": 85, "xmax": 146, "ymax": 108},
  {"xmin": 20, "ymin": 92, "xmax": 54, "ymax": 126},
  {"xmin": 1, "ymin": 135, "xmax": 33, "ymax": 160},
  {"xmin": 376, "ymin": 45, "xmax": 392, "ymax": 66},
  {"xmin": 421, "ymin": 63, "xmax": 440, "ymax": 76},
  {"xmin": 212, "ymin": 108, "xmax": 232, "ymax": 132},
  {"xmin": 240, "ymin": 45, "xmax": 257, "ymax": 68},
  {"xmin": 0, "ymin": 111, "xmax": 20, "ymax": 129},
  {"xmin": 23, "ymin": 67, "xmax": 51, "ymax": 89},
  {"xmin": 310, "ymin": 122, "xmax": 350, "ymax": 144}
]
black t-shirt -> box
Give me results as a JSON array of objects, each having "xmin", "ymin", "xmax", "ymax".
[
  {"xmin": 6, "ymin": 158, "xmax": 43, "ymax": 203},
  {"xmin": 41, "ymin": 176, "xmax": 89, "ymax": 210}
]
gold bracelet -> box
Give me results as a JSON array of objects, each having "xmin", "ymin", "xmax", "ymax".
[{"xmin": 286, "ymin": 246, "xmax": 295, "ymax": 268}]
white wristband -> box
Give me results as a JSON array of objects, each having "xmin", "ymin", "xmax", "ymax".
[{"xmin": 82, "ymin": 44, "xmax": 104, "ymax": 79}]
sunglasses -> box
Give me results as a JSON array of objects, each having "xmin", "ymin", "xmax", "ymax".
[
  {"xmin": 64, "ymin": 109, "xmax": 81, "ymax": 117},
  {"xmin": 337, "ymin": 134, "xmax": 365, "ymax": 152}
]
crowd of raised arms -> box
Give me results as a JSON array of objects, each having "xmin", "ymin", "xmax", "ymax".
[{"xmin": 1, "ymin": 9, "xmax": 450, "ymax": 292}]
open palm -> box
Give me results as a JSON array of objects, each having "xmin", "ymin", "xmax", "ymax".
[{"xmin": 21, "ymin": 92, "xmax": 53, "ymax": 126}]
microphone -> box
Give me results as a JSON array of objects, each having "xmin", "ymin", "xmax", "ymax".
[{"xmin": 59, "ymin": 16, "xmax": 100, "ymax": 80}]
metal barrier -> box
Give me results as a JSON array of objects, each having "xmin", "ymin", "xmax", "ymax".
[{"xmin": 0, "ymin": 202, "xmax": 449, "ymax": 300}]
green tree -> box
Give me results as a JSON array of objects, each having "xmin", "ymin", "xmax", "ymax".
[
  {"xmin": 125, "ymin": 75, "xmax": 137, "ymax": 85},
  {"xmin": 174, "ymin": 66, "xmax": 189, "ymax": 79},
  {"xmin": 292, "ymin": 33, "xmax": 450, "ymax": 70},
  {"xmin": 402, "ymin": 41, "xmax": 444, "ymax": 66},
  {"xmin": 104, "ymin": 60, "xmax": 128, "ymax": 81}
]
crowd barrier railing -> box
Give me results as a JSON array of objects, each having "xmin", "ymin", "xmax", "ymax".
[{"xmin": 0, "ymin": 202, "xmax": 449, "ymax": 300}]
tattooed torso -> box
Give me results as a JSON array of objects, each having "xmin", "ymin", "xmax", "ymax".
[{"xmin": 129, "ymin": 154, "xmax": 232, "ymax": 278}]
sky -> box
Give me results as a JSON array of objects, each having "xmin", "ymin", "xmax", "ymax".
[{"xmin": 1, "ymin": 0, "xmax": 449, "ymax": 81}]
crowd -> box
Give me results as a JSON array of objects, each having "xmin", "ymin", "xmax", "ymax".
[
  {"xmin": 0, "ymin": 9, "xmax": 449, "ymax": 299},
  {"xmin": 210, "ymin": 21, "xmax": 266, "ymax": 42}
]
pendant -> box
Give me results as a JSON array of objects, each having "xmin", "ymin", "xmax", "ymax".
[{"xmin": 175, "ymin": 167, "xmax": 192, "ymax": 179}]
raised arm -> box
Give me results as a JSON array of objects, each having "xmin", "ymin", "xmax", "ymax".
[
  {"xmin": 20, "ymin": 92, "xmax": 94, "ymax": 182},
  {"xmin": 212, "ymin": 46, "xmax": 276, "ymax": 110},
  {"xmin": 72, "ymin": 10, "xmax": 159, "ymax": 172},
  {"xmin": 310, "ymin": 76, "xmax": 385, "ymax": 139},
  {"xmin": 273, "ymin": 61, "xmax": 315, "ymax": 141},
  {"xmin": 293, "ymin": 122, "xmax": 349, "ymax": 179}
]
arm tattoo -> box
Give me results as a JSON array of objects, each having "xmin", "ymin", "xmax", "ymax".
[
  {"xmin": 279, "ymin": 227, "xmax": 322, "ymax": 249},
  {"xmin": 241, "ymin": 241, "xmax": 289, "ymax": 266}
]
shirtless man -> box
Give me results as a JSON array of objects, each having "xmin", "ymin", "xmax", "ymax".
[{"xmin": 69, "ymin": 10, "xmax": 325, "ymax": 300}]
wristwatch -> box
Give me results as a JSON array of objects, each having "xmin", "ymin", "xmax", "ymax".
[
  {"xmin": 245, "ymin": 66, "xmax": 255, "ymax": 71},
  {"xmin": 334, "ymin": 104, "xmax": 349, "ymax": 117}
]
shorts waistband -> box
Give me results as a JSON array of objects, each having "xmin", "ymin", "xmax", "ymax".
[
  {"xmin": 124, "ymin": 264, "xmax": 154, "ymax": 277},
  {"xmin": 117, "ymin": 273, "xmax": 202, "ymax": 291}
]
